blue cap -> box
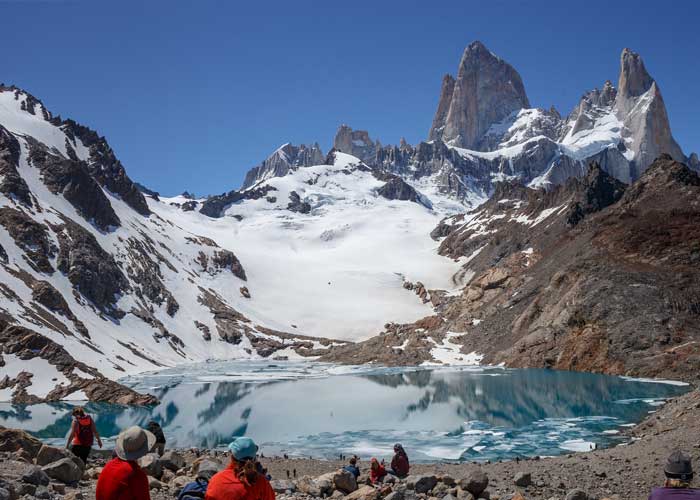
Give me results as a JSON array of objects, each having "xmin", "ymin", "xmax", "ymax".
[{"xmin": 228, "ymin": 437, "xmax": 258, "ymax": 460}]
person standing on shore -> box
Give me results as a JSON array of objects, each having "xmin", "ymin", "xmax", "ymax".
[
  {"xmin": 65, "ymin": 406, "xmax": 102, "ymax": 465},
  {"xmin": 147, "ymin": 420, "xmax": 166, "ymax": 456},
  {"xmin": 205, "ymin": 437, "xmax": 275, "ymax": 500},
  {"xmin": 388, "ymin": 444, "xmax": 409, "ymax": 478},
  {"xmin": 649, "ymin": 450, "xmax": 700, "ymax": 499},
  {"xmin": 96, "ymin": 426, "xmax": 156, "ymax": 500}
]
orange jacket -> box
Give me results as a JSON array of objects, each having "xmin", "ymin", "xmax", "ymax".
[{"xmin": 205, "ymin": 462, "xmax": 275, "ymax": 500}]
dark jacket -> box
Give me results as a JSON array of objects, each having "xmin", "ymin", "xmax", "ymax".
[
  {"xmin": 649, "ymin": 487, "xmax": 700, "ymax": 499},
  {"xmin": 147, "ymin": 422, "xmax": 166, "ymax": 444},
  {"xmin": 390, "ymin": 452, "xmax": 409, "ymax": 477}
]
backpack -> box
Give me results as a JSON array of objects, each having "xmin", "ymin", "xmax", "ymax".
[
  {"xmin": 75, "ymin": 416, "xmax": 94, "ymax": 446},
  {"xmin": 177, "ymin": 479, "xmax": 208, "ymax": 500}
]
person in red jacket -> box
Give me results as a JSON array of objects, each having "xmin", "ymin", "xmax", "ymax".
[
  {"xmin": 369, "ymin": 457, "xmax": 387, "ymax": 485},
  {"xmin": 65, "ymin": 406, "xmax": 102, "ymax": 464},
  {"xmin": 96, "ymin": 426, "xmax": 156, "ymax": 500},
  {"xmin": 205, "ymin": 437, "xmax": 275, "ymax": 500},
  {"xmin": 388, "ymin": 443, "xmax": 410, "ymax": 478}
]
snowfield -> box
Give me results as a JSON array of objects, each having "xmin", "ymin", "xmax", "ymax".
[{"xmin": 156, "ymin": 153, "xmax": 467, "ymax": 340}]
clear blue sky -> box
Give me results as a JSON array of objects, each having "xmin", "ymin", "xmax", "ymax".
[{"xmin": 2, "ymin": 0, "xmax": 698, "ymax": 196}]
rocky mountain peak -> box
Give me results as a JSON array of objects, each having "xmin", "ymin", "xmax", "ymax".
[
  {"xmin": 431, "ymin": 41, "xmax": 530, "ymax": 150},
  {"xmin": 241, "ymin": 141, "xmax": 325, "ymax": 189},
  {"xmin": 618, "ymin": 48, "xmax": 654, "ymax": 102},
  {"xmin": 332, "ymin": 124, "xmax": 377, "ymax": 164},
  {"xmin": 427, "ymin": 74, "xmax": 456, "ymax": 141}
]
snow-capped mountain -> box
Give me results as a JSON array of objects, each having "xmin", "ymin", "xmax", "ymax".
[
  {"xmin": 0, "ymin": 41, "xmax": 696, "ymax": 403},
  {"xmin": 0, "ymin": 87, "xmax": 465, "ymax": 403}
]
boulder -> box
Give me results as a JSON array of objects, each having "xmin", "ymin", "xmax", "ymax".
[
  {"xmin": 271, "ymin": 479, "xmax": 297, "ymax": 493},
  {"xmin": 34, "ymin": 485, "xmax": 51, "ymax": 499},
  {"xmin": 334, "ymin": 469, "xmax": 359, "ymax": 493},
  {"xmin": 440, "ymin": 475, "xmax": 456, "ymax": 487},
  {"xmin": 21, "ymin": 466, "xmax": 50, "ymax": 486},
  {"xmin": 42, "ymin": 457, "xmax": 83, "ymax": 484},
  {"xmin": 36, "ymin": 444, "xmax": 71, "ymax": 466},
  {"xmin": 171, "ymin": 475, "xmax": 194, "ymax": 491},
  {"xmin": 345, "ymin": 485, "xmax": 381, "ymax": 500},
  {"xmin": 406, "ymin": 475, "xmax": 438, "ymax": 494},
  {"xmin": 161, "ymin": 469, "xmax": 175, "ymax": 484},
  {"xmin": 0, "ymin": 426, "xmax": 44, "ymax": 457},
  {"xmin": 160, "ymin": 450, "xmax": 185, "ymax": 472},
  {"xmin": 385, "ymin": 491, "xmax": 404, "ymax": 500},
  {"xmin": 17, "ymin": 483, "xmax": 36, "ymax": 496},
  {"xmin": 314, "ymin": 472, "xmax": 335, "ymax": 496},
  {"xmin": 461, "ymin": 470, "xmax": 489, "ymax": 496},
  {"xmin": 297, "ymin": 476, "xmax": 323, "ymax": 497},
  {"xmin": 148, "ymin": 477, "xmax": 164, "ymax": 490},
  {"xmin": 64, "ymin": 492, "xmax": 84, "ymax": 500},
  {"xmin": 514, "ymin": 472, "xmax": 532, "ymax": 487},
  {"xmin": 565, "ymin": 490, "xmax": 588, "ymax": 500},
  {"xmin": 138, "ymin": 453, "xmax": 163, "ymax": 479},
  {"xmin": 85, "ymin": 467, "xmax": 103, "ymax": 480}
]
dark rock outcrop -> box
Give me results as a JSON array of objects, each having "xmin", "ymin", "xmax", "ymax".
[
  {"xmin": 54, "ymin": 218, "xmax": 128, "ymax": 315},
  {"xmin": 332, "ymin": 125, "xmax": 378, "ymax": 164},
  {"xmin": 287, "ymin": 191, "xmax": 311, "ymax": 214},
  {"xmin": 377, "ymin": 176, "xmax": 422, "ymax": 204},
  {"xmin": 27, "ymin": 138, "xmax": 121, "ymax": 231},
  {"xmin": 565, "ymin": 162, "xmax": 626, "ymax": 226},
  {"xmin": 0, "ymin": 207, "xmax": 56, "ymax": 273},
  {"xmin": 0, "ymin": 125, "xmax": 32, "ymax": 206},
  {"xmin": 199, "ymin": 184, "xmax": 277, "ymax": 218},
  {"xmin": 212, "ymin": 250, "xmax": 247, "ymax": 281}
]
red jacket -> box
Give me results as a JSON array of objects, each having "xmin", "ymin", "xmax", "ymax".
[
  {"xmin": 96, "ymin": 457, "xmax": 150, "ymax": 500},
  {"xmin": 72, "ymin": 416, "xmax": 95, "ymax": 447},
  {"xmin": 205, "ymin": 462, "xmax": 275, "ymax": 500},
  {"xmin": 370, "ymin": 462, "xmax": 387, "ymax": 484}
]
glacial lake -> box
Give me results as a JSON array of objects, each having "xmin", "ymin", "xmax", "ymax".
[{"xmin": 0, "ymin": 362, "xmax": 690, "ymax": 462}]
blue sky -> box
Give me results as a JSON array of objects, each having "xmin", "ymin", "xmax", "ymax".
[{"xmin": 1, "ymin": 0, "xmax": 698, "ymax": 196}]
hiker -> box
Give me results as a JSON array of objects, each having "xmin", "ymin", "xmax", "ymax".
[
  {"xmin": 205, "ymin": 437, "xmax": 275, "ymax": 500},
  {"xmin": 388, "ymin": 443, "xmax": 409, "ymax": 478},
  {"xmin": 178, "ymin": 462, "xmax": 220, "ymax": 500},
  {"xmin": 369, "ymin": 457, "xmax": 387, "ymax": 484},
  {"xmin": 65, "ymin": 406, "xmax": 102, "ymax": 464},
  {"xmin": 147, "ymin": 420, "xmax": 166, "ymax": 456},
  {"xmin": 96, "ymin": 426, "xmax": 156, "ymax": 500},
  {"xmin": 649, "ymin": 450, "xmax": 700, "ymax": 499},
  {"xmin": 343, "ymin": 456, "xmax": 360, "ymax": 479}
]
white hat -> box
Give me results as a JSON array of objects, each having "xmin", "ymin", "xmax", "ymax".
[{"xmin": 114, "ymin": 426, "xmax": 156, "ymax": 461}]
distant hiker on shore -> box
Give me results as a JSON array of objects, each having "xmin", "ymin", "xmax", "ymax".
[
  {"xmin": 649, "ymin": 450, "xmax": 700, "ymax": 499},
  {"xmin": 205, "ymin": 437, "xmax": 275, "ymax": 500},
  {"xmin": 96, "ymin": 426, "xmax": 156, "ymax": 500},
  {"xmin": 369, "ymin": 457, "xmax": 387, "ymax": 484},
  {"xmin": 343, "ymin": 456, "xmax": 360, "ymax": 479},
  {"xmin": 65, "ymin": 406, "xmax": 102, "ymax": 464},
  {"xmin": 388, "ymin": 443, "xmax": 410, "ymax": 478},
  {"xmin": 147, "ymin": 420, "xmax": 166, "ymax": 456}
]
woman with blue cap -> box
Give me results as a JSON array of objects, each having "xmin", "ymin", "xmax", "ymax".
[{"xmin": 205, "ymin": 437, "xmax": 275, "ymax": 500}]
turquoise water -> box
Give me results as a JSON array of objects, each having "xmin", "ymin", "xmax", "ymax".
[{"xmin": 0, "ymin": 362, "xmax": 689, "ymax": 462}]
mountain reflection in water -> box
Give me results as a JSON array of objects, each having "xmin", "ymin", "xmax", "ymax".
[{"xmin": 0, "ymin": 363, "xmax": 688, "ymax": 462}]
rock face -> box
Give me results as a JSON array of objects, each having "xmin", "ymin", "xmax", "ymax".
[
  {"xmin": 428, "ymin": 74, "xmax": 455, "ymax": 142},
  {"xmin": 377, "ymin": 176, "xmax": 423, "ymax": 204},
  {"xmin": 333, "ymin": 125, "xmax": 378, "ymax": 164},
  {"xmin": 242, "ymin": 142, "xmax": 325, "ymax": 189},
  {"xmin": 430, "ymin": 41, "xmax": 530, "ymax": 149},
  {"xmin": 615, "ymin": 48, "xmax": 685, "ymax": 172},
  {"xmin": 42, "ymin": 457, "xmax": 83, "ymax": 484}
]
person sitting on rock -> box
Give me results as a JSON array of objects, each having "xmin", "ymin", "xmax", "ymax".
[
  {"xmin": 369, "ymin": 457, "xmax": 387, "ymax": 485},
  {"xmin": 343, "ymin": 456, "xmax": 360, "ymax": 479},
  {"xmin": 65, "ymin": 406, "xmax": 102, "ymax": 465},
  {"xmin": 147, "ymin": 420, "xmax": 166, "ymax": 456},
  {"xmin": 649, "ymin": 450, "xmax": 700, "ymax": 499},
  {"xmin": 205, "ymin": 437, "xmax": 275, "ymax": 500},
  {"xmin": 96, "ymin": 426, "xmax": 156, "ymax": 500},
  {"xmin": 388, "ymin": 443, "xmax": 409, "ymax": 478}
]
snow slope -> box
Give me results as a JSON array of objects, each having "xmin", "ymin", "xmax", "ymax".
[{"xmin": 156, "ymin": 153, "xmax": 467, "ymax": 340}]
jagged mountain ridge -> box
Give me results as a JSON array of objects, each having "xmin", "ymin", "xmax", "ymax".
[{"xmin": 239, "ymin": 43, "xmax": 694, "ymax": 212}]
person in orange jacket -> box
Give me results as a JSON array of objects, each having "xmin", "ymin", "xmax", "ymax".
[
  {"xmin": 205, "ymin": 437, "xmax": 275, "ymax": 500},
  {"xmin": 96, "ymin": 426, "xmax": 156, "ymax": 500}
]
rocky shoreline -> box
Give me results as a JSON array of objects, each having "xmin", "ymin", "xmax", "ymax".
[{"xmin": 1, "ymin": 388, "xmax": 698, "ymax": 500}]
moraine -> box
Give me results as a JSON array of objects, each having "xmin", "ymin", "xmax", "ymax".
[{"xmin": 0, "ymin": 362, "xmax": 688, "ymax": 463}]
